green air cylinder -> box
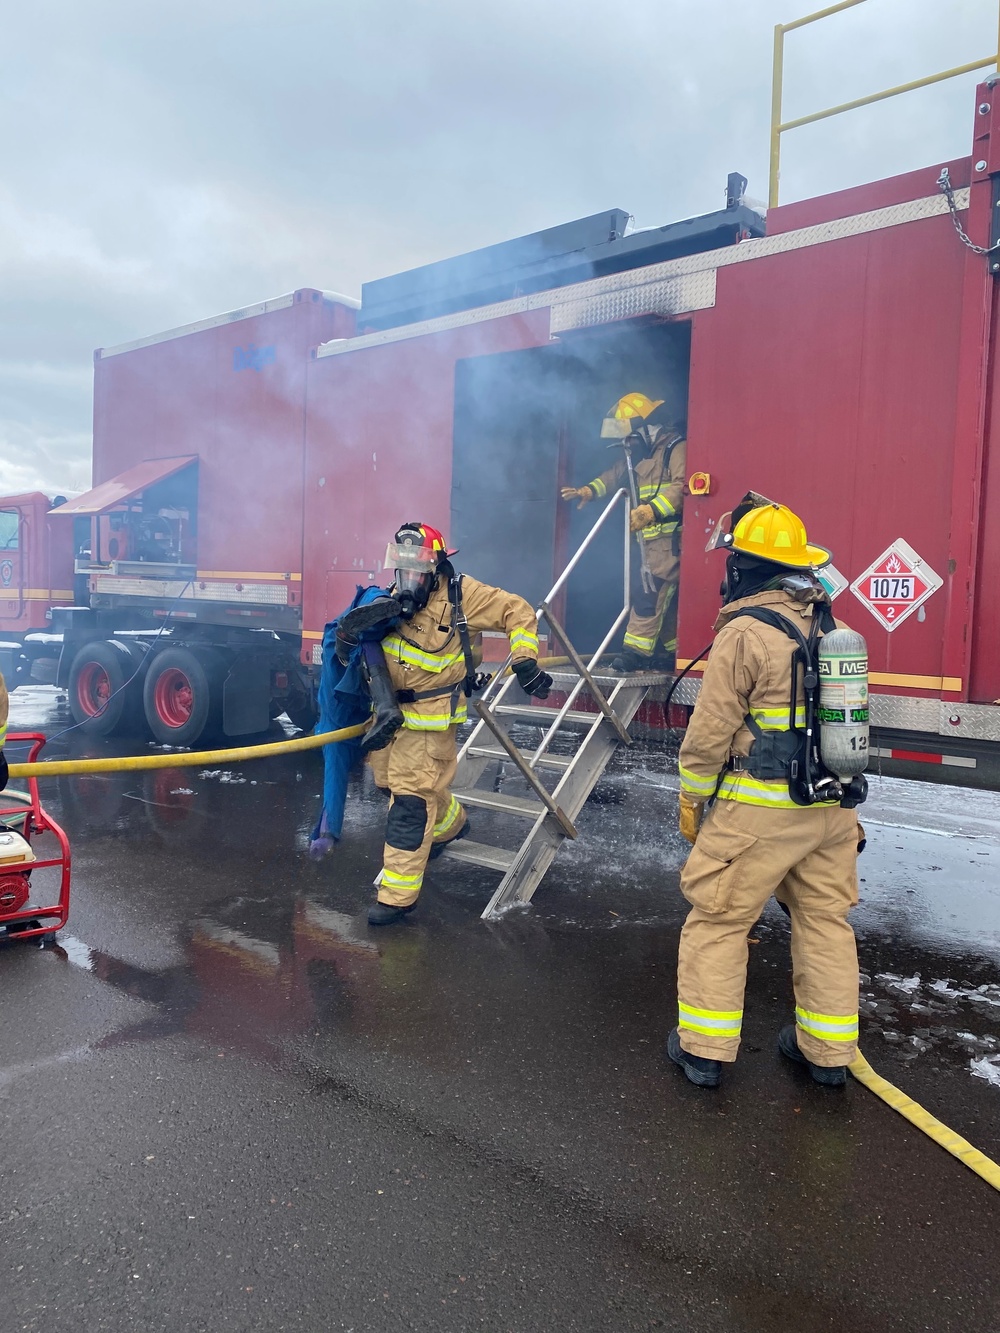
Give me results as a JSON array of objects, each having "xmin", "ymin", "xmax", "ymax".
[{"xmin": 817, "ymin": 626, "xmax": 869, "ymax": 778}]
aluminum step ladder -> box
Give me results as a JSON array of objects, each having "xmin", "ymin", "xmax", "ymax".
[{"xmin": 441, "ymin": 488, "xmax": 672, "ymax": 920}]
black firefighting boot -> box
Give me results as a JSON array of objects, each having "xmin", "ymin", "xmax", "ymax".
[
  {"xmin": 778, "ymin": 1024, "xmax": 848, "ymax": 1087},
  {"xmin": 666, "ymin": 1027, "xmax": 722, "ymax": 1089},
  {"xmin": 360, "ymin": 641, "xmax": 404, "ymax": 755},
  {"xmin": 339, "ymin": 595, "xmax": 403, "ymax": 642},
  {"xmin": 367, "ymin": 900, "xmax": 416, "ymax": 927},
  {"xmin": 428, "ymin": 818, "xmax": 471, "ymax": 860},
  {"xmin": 612, "ymin": 647, "xmax": 653, "ymax": 674},
  {"xmin": 651, "ymin": 647, "xmax": 676, "ymax": 672}
]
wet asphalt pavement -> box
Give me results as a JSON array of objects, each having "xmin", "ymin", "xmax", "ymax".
[{"xmin": 3, "ymin": 686, "xmax": 1000, "ymax": 1333}]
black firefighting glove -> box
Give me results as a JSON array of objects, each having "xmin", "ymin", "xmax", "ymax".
[
  {"xmin": 513, "ymin": 659, "xmax": 553, "ymax": 700},
  {"xmin": 0, "ymin": 750, "xmax": 7, "ymax": 792}
]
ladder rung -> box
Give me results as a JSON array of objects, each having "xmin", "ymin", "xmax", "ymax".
[
  {"xmin": 467, "ymin": 745, "xmax": 572, "ymax": 771},
  {"xmin": 495, "ymin": 704, "xmax": 601, "ymax": 727},
  {"xmin": 453, "ymin": 790, "xmax": 542, "ymax": 818},
  {"xmin": 439, "ymin": 839, "xmax": 515, "ymax": 872}
]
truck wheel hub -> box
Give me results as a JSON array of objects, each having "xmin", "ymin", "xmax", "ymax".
[{"xmin": 154, "ymin": 668, "xmax": 194, "ymax": 727}]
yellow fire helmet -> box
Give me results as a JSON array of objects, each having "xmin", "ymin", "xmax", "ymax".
[
  {"xmin": 600, "ymin": 391, "xmax": 665, "ymax": 439},
  {"xmin": 728, "ymin": 502, "xmax": 831, "ymax": 569}
]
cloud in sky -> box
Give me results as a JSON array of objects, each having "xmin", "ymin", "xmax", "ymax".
[{"xmin": 1, "ymin": 0, "xmax": 995, "ymax": 495}]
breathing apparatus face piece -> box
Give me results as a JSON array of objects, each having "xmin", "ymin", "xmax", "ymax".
[{"xmin": 385, "ymin": 539, "xmax": 440, "ymax": 619}]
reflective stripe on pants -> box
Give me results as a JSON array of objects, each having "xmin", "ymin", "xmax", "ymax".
[
  {"xmin": 676, "ymin": 799, "xmax": 861, "ymax": 1065},
  {"xmin": 623, "ymin": 542, "xmax": 679, "ymax": 657},
  {"xmin": 379, "ymin": 727, "xmax": 466, "ymax": 907}
]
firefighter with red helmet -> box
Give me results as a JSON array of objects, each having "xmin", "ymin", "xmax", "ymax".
[
  {"xmin": 561, "ymin": 392, "xmax": 686, "ymax": 672},
  {"xmin": 349, "ymin": 522, "xmax": 551, "ymax": 926},
  {"xmin": 666, "ymin": 499, "xmax": 866, "ymax": 1090}
]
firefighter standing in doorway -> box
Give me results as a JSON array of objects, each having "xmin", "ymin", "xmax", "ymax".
[
  {"xmin": 561, "ymin": 393, "xmax": 686, "ymax": 672},
  {"xmin": 666, "ymin": 499, "xmax": 866, "ymax": 1089},
  {"xmin": 339, "ymin": 522, "xmax": 552, "ymax": 927}
]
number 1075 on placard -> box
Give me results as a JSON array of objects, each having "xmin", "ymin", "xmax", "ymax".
[{"xmin": 869, "ymin": 576, "xmax": 913, "ymax": 600}]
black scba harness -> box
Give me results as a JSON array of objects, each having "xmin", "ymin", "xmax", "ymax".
[
  {"xmin": 394, "ymin": 572, "xmax": 493, "ymax": 706},
  {"xmin": 726, "ymin": 605, "xmax": 867, "ymax": 810}
]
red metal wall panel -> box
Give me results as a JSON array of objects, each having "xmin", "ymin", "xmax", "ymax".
[
  {"xmin": 301, "ymin": 311, "xmax": 551, "ymax": 652},
  {"xmin": 92, "ymin": 291, "xmax": 353, "ymax": 584},
  {"xmin": 768, "ymin": 159, "xmax": 970, "ymax": 235},
  {"xmin": 680, "ymin": 210, "xmax": 968, "ymax": 697}
]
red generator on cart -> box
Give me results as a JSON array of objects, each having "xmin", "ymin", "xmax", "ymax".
[{"xmin": 0, "ymin": 733, "xmax": 71, "ymax": 946}]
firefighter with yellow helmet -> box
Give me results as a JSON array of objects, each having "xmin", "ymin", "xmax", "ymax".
[
  {"xmin": 561, "ymin": 393, "xmax": 686, "ymax": 672},
  {"xmin": 666, "ymin": 497, "xmax": 868, "ymax": 1090}
]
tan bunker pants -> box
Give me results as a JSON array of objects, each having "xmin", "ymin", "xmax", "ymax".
[
  {"xmin": 623, "ymin": 541, "xmax": 679, "ymax": 659},
  {"xmin": 376, "ymin": 727, "xmax": 467, "ymax": 908},
  {"xmin": 677, "ymin": 800, "xmax": 861, "ymax": 1067}
]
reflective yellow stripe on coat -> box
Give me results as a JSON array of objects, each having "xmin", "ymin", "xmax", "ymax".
[
  {"xmin": 509, "ymin": 628, "xmax": 539, "ymax": 658},
  {"xmin": 383, "ymin": 634, "xmax": 465, "ymax": 674},
  {"xmin": 678, "ymin": 763, "xmax": 718, "ymax": 799},
  {"xmin": 400, "ymin": 704, "xmax": 468, "ymax": 732},
  {"xmin": 717, "ymin": 771, "xmax": 801, "ymax": 809}
]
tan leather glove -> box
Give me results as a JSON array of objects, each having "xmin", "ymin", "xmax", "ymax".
[
  {"xmin": 679, "ymin": 792, "xmax": 704, "ymax": 845},
  {"xmin": 629, "ymin": 503, "xmax": 655, "ymax": 532},
  {"xmin": 560, "ymin": 485, "xmax": 594, "ymax": 509}
]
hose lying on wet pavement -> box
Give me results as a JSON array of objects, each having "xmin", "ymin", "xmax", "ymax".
[
  {"xmin": 5, "ymin": 722, "xmax": 369, "ymax": 778},
  {"xmin": 849, "ymin": 1051, "xmax": 1000, "ymax": 1191},
  {"xmin": 7, "ymin": 713, "xmax": 1000, "ymax": 1194}
]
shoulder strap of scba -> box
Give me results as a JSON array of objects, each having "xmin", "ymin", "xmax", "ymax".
[{"xmin": 448, "ymin": 573, "xmax": 492, "ymax": 698}]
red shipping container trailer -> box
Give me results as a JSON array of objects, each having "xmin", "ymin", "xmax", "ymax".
[{"xmin": 1, "ymin": 90, "xmax": 999, "ymax": 784}]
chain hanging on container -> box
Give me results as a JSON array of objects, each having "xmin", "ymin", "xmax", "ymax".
[{"xmin": 937, "ymin": 167, "xmax": 1000, "ymax": 256}]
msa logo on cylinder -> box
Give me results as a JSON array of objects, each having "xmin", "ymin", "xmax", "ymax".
[
  {"xmin": 819, "ymin": 657, "xmax": 869, "ymax": 676},
  {"xmin": 233, "ymin": 344, "xmax": 276, "ymax": 372}
]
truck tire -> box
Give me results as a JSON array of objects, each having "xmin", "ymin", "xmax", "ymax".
[
  {"xmin": 143, "ymin": 646, "xmax": 226, "ymax": 747},
  {"xmin": 68, "ymin": 639, "xmax": 146, "ymax": 736}
]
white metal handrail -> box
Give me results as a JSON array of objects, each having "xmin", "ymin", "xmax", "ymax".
[{"xmin": 456, "ymin": 488, "xmax": 633, "ymax": 769}]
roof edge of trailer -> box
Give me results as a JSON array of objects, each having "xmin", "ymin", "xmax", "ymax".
[
  {"xmin": 49, "ymin": 456, "xmax": 198, "ymax": 516},
  {"xmin": 314, "ymin": 175, "xmax": 967, "ymax": 361},
  {"xmin": 96, "ymin": 288, "xmax": 359, "ymax": 361},
  {"xmin": 358, "ymin": 200, "xmax": 766, "ymax": 331}
]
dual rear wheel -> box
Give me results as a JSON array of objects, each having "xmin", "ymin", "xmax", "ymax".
[{"xmin": 68, "ymin": 642, "xmax": 226, "ymax": 747}]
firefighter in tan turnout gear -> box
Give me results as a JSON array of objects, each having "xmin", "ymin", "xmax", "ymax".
[
  {"xmin": 666, "ymin": 499, "xmax": 867, "ymax": 1090},
  {"xmin": 561, "ymin": 393, "xmax": 686, "ymax": 672},
  {"xmin": 349, "ymin": 522, "xmax": 551, "ymax": 927}
]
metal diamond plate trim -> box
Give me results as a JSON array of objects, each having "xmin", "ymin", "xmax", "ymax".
[
  {"xmin": 93, "ymin": 576, "xmax": 288, "ymax": 605},
  {"xmin": 938, "ymin": 701, "xmax": 1000, "ymax": 742},
  {"xmin": 312, "ymin": 643, "xmax": 324, "ymax": 666},
  {"xmin": 317, "ymin": 190, "xmax": 966, "ymax": 357},
  {"xmin": 550, "ymin": 272, "xmax": 717, "ymax": 331},
  {"xmin": 869, "ymin": 694, "xmax": 941, "ymax": 732}
]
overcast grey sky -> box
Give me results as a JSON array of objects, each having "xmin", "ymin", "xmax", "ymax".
[{"xmin": 2, "ymin": 0, "xmax": 995, "ymax": 496}]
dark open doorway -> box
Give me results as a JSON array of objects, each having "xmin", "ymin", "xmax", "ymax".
[{"xmin": 450, "ymin": 319, "xmax": 690, "ymax": 654}]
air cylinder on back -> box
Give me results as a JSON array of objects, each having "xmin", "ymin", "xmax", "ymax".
[{"xmin": 817, "ymin": 627, "xmax": 869, "ymax": 779}]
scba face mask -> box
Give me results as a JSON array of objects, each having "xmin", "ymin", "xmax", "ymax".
[{"xmin": 385, "ymin": 539, "xmax": 440, "ymax": 619}]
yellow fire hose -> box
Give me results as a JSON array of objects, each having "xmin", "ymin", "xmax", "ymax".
[
  {"xmin": 6, "ymin": 722, "xmax": 368, "ymax": 779},
  {"xmin": 7, "ymin": 705, "xmax": 1000, "ymax": 1193},
  {"xmin": 849, "ymin": 1050, "xmax": 1000, "ymax": 1192}
]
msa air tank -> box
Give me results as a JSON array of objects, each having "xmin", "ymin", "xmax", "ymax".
[{"xmin": 817, "ymin": 627, "xmax": 869, "ymax": 778}]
